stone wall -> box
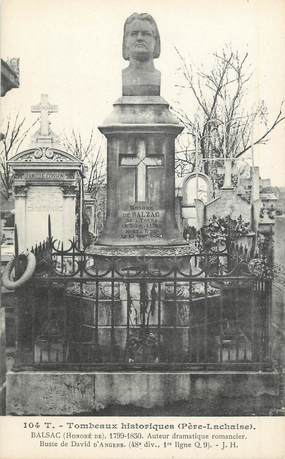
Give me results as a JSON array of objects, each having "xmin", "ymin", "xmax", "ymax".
[{"xmin": 6, "ymin": 371, "xmax": 279, "ymax": 416}]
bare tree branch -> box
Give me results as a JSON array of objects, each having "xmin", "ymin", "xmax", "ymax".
[
  {"xmin": 0, "ymin": 114, "xmax": 36, "ymax": 199},
  {"xmin": 62, "ymin": 129, "xmax": 106, "ymax": 196},
  {"xmin": 173, "ymin": 45, "xmax": 285, "ymax": 187},
  {"xmin": 236, "ymin": 105, "xmax": 285, "ymax": 157}
]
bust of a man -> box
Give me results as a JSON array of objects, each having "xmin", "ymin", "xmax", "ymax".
[{"xmin": 122, "ymin": 13, "xmax": 161, "ymax": 96}]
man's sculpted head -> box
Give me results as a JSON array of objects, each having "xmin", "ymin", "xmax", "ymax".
[{"xmin": 123, "ymin": 13, "xmax": 160, "ymax": 63}]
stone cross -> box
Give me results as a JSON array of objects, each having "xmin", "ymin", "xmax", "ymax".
[
  {"xmin": 31, "ymin": 94, "xmax": 58, "ymax": 137},
  {"xmin": 222, "ymin": 158, "xmax": 233, "ymax": 189},
  {"xmin": 120, "ymin": 139, "xmax": 163, "ymax": 201},
  {"xmin": 215, "ymin": 157, "xmax": 236, "ymax": 189}
]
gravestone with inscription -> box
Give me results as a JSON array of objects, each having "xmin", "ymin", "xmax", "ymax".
[
  {"xmin": 9, "ymin": 95, "xmax": 81, "ymax": 251},
  {"xmin": 91, "ymin": 13, "xmax": 187, "ymax": 256}
]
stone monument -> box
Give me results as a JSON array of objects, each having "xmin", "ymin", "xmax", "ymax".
[
  {"xmin": 90, "ymin": 13, "xmax": 187, "ymax": 256},
  {"xmin": 180, "ymin": 172, "xmax": 212, "ymax": 229},
  {"xmin": 9, "ymin": 94, "xmax": 82, "ymax": 251}
]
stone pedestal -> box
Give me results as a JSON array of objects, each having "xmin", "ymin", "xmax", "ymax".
[
  {"xmin": 9, "ymin": 147, "xmax": 81, "ymax": 251},
  {"xmin": 89, "ymin": 96, "xmax": 186, "ymax": 255}
]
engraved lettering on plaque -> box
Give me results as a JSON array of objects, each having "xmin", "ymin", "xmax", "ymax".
[
  {"xmin": 23, "ymin": 171, "xmax": 71, "ymax": 180},
  {"xmin": 120, "ymin": 204, "xmax": 164, "ymax": 239}
]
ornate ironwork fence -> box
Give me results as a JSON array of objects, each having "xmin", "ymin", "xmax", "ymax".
[{"xmin": 13, "ymin": 236, "xmax": 272, "ymax": 371}]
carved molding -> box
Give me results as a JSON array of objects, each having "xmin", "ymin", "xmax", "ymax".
[
  {"xmin": 9, "ymin": 147, "xmax": 82, "ymax": 165},
  {"xmin": 86, "ymin": 243, "xmax": 194, "ymax": 257},
  {"xmin": 61, "ymin": 184, "xmax": 77, "ymax": 197},
  {"xmin": 23, "ymin": 147, "xmax": 69, "ymax": 162},
  {"xmin": 14, "ymin": 185, "xmax": 29, "ymax": 197}
]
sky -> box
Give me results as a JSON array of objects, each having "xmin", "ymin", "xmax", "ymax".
[{"xmin": 1, "ymin": 0, "xmax": 285, "ymax": 185}]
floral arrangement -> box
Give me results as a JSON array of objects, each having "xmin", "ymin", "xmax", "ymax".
[{"xmin": 201, "ymin": 214, "xmax": 250, "ymax": 251}]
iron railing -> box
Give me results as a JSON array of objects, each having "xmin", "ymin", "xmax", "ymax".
[{"xmin": 13, "ymin": 234, "xmax": 273, "ymax": 371}]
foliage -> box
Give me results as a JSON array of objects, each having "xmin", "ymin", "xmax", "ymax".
[
  {"xmin": 183, "ymin": 225, "xmax": 197, "ymax": 240},
  {"xmin": 126, "ymin": 331, "xmax": 159, "ymax": 363},
  {"xmin": 201, "ymin": 214, "xmax": 250, "ymax": 251},
  {"xmin": 248, "ymin": 257, "xmax": 273, "ymax": 279}
]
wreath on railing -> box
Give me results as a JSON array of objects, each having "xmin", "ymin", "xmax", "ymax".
[
  {"xmin": 200, "ymin": 214, "xmax": 250, "ymax": 252},
  {"xmin": 2, "ymin": 251, "xmax": 36, "ymax": 290}
]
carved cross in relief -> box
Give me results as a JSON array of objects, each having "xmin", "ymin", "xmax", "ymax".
[
  {"xmin": 120, "ymin": 139, "xmax": 163, "ymax": 201},
  {"xmin": 31, "ymin": 94, "xmax": 58, "ymax": 137}
]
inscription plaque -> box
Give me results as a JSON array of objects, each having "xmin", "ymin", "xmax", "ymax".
[
  {"xmin": 24, "ymin": 186, "xmax": 66, "ymax": 248},
  {"xmin": 120, "ymin": 203, "xmax": 164, "ymax": 239},
  {"xmin": 19, "ymin": 171, "xmax": 74, "ymax": 180},
  {"xmin": 27, "ymin": 187, "xmax": 63, "ymax": 212}
]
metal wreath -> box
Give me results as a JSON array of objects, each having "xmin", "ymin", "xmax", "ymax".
[{"xmin": 2, "ymin": 251, "xmax": 36, "ymax": 290}]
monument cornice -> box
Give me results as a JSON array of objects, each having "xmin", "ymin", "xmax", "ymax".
[
  {"xmin": 99, "ymin": 124, "xmax": 183, "ymax": 136},
  {"xmin": 114, "ymin": 96, "xmax": 169, "ymax": 105},
  {"xmin": 10, "ymin": 162, "xmax": 82, "ymax": 171},
  {"xmin": 13, "ymin": 178, "xmax": 78, "ymax": 187},
  {"xmin": 101, "ymin": 97, "xmax": 182, "ymax": 127}
]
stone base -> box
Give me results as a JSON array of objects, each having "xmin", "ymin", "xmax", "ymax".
[
  {"xmin": 6, "ymin": 370, "xmax": 280, "ymax": 416},
  {"xmin": 86, "ymin": 243, "xmax": 193, "ymax": 257}
]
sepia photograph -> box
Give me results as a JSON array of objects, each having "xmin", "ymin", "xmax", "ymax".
[{"xmin": 1, "ymin": 1, "xmax": 285, "ymax": 455}]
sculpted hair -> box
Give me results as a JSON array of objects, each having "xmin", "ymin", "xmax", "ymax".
[{"xmin": 122, "ymin": 13, "xmax": 161, "ymax": 60}]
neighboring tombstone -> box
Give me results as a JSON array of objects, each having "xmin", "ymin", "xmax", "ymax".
[
  {"xmin": 182, "ymin": 173, "xmax": 211, "ymax": 205},
  {"xmin": 221, "ymin": 158, "xmax": 234, "ymax": 190},
  {"xmin": 205, "ymin": 157, "xmax": 252, "ymax": 225},
  {"xmin": 84, "ymin": 192, "xmax": 96, "ymax": 235},
  {"xmin": 181, "ymin": 172, "xmax": 211, "ymax": 229},
  {"xmin": 9, "ymin": 95, "xmax": 82, "ymax": 250},
  {"xmin": 195, "ymin": 199, "xmax": 206, "ymax": 230},
  {"xmin": 205, "ymin": 189, "xmax": 252, "ymax": 224},
  {"xmin": 31, "ymin": 94, "xmax": 59, "ymax": 146},
  {"xmin": 251, "ymin": 166, "xmax": 261, "ymax": 231}
]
